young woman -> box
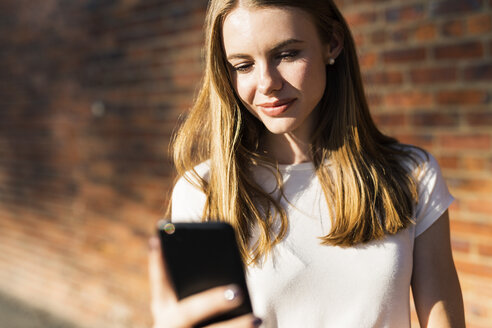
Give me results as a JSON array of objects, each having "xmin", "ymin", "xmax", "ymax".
[{"xmin": 148, "ymin": 0, "xmax": 466, "ymax": 327}]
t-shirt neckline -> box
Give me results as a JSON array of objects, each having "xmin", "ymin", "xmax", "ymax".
[{"xmin": 277, "ymin": 161, "xmax": 314, "ymax": 172}]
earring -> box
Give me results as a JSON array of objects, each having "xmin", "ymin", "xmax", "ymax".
[{"xmin": 328, "ymin": 58, "xmax": 335, "ymax": 65}]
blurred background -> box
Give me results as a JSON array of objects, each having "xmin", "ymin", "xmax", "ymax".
[{"xmin": 0, "ymin": 0, "xmax": 490, "ymax": 327}]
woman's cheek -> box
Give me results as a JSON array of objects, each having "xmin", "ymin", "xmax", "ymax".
[
  {"xmin": 236, "ymin": 77, "xmax": 256, "ymax": 107},
  {"xmin": 232, "ymin": 79, "xmax": 257, "ymax": 118},
  {"xmin": 288, "ymin": 61, "xmax": 312, "ymax": 89}
]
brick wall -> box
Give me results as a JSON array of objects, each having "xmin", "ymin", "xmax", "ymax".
[
  {"xmin": 0, "ymin": 0, "xmax": 490, "ymax": 327},
  {"xmin": 0, "ymin": 0, "xmax": 207, "ymax": 327}
]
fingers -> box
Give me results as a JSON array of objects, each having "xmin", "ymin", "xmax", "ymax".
[
  {"xmin": 148, "ymin": 237, "xmax": 177, "ymax": 306},
  {"xmin": 177, "ymin": 284, "xmax": 246, "ymax": 326},
  {"xmin": 152, "ymin": 283, "xmax": 259, "ymax": 328},
  {"xmin": 205, "ymin": 314, "xmax": 263, "ymax": 328}
]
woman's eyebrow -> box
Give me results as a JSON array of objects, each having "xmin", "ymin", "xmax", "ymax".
[
  {"xmin": 269, "ymin": 38, "xmax": 304, "ymax": 54},
  {"xmin": 226, "ymin": 38, "xmax": 305, "ymax": 61}
]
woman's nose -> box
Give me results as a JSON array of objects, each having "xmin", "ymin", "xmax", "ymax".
[{"xmin": 257, "ymin": 64, "xmax": 282, "ymax": 95}]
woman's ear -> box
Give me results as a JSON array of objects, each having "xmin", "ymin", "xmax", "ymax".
[{"xmin": 323, "ymin": 33, "xmax": 344, "ymax": 65}]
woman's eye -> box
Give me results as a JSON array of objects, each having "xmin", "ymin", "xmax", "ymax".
[
  {"xmin": 278, "ymin": 50, "xmax": 300, "ymax": 60},
  {"xmin": 232, "ymin": 63, "xmax": 253, "ymax": 73}
]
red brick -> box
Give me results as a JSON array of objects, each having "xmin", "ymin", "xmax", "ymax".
[
  {"xmin": 464, "ymin": 63, "xmax": 492, "ymax": 81},
  {"xmin": 390, "ymin": 28, "xmax": 410, "ymax": 43},
  {"xmin": 468, "ymin": 199, "xmax": 492, "ymax": 215},
  {"xmin": 467, "ymin": 13, "xmax": 492, "ymax": 35},
  {"xmin": 440, "ymin": 134, "xmax": 491, "ymax": 150},
  {"xmin": 414, "ymin": 23, "xmax": 437, "ymax": 41},
  {"xmin": 478, "ymin": 243, "xmax": 492, "ymax": 257},
  {"xmin": 436, "ymin": 155, "xmax": 459, "ymax": 169},
  {"xmin": 411, "ymin": 112, "xmax": 459, "ymax": 127},
  {"xmin": 383, "ymin": 91, "xmax": 433, "ymax": 108},
  {"xmin": 358, "ymin": 51, "xmax": 378, "ymax": 69},
  {"xmin": 172, "ymin": 72, "xmax": 202, "ymax": 88},
  {"xmin": 448, "ymin": 177, "xmax": 492, "ymax": 194},
  {"xmin": 366, "ymin": 92, "xmax": 382, "ymax": 107},
  {"xmin": 385, "ymin": 4, "xmax": 425, "ymax": 22},
  {"xmin": 437, "ymin": 90, "xmax": 489, "ymax": 105},
  {"xmin": 454, "ymin": 259, "xmax": 492, "ymax": 278},
  {"xmin": 363, "ymin": 71, "xmax": 404, "ymax": 85},
  {"xmin": 372, "ymin": 113, "xmax": 407, "ymax": 127},
  {"xmin": 394, "ymin": 134, "xmax": 434, "ymax": 149},
  {"xmin": 434, "ymin": 41, "xmax": 484, "ymax": 60},
  {"xmin": 460, "ymin": 276, "xmax": 492, "ymax": 299},
  {"xmin": 441, "ymin": 19, "xmax": 466, "ymax": 37},
  {"xmin": 370, "ymin": 29, "xmax": 387, "ymax": 44},
  {"xmin": 461, "ymin": 157, "xmax": 487, "ymax": 172},
  {"xmin": 451, "ymin": 219, "xmax": 492, "ymax": 238},
  {"xmin": 345, "ymin": 11, "xmax": 378, "ymax": 27},
  {"xmin": 467, "ymin": 112, "xmax": 492, "ymax": 126},
  {"xmin": 383, "ymin": 47, "xmax": 427, "ymax": 63},
  {"xmin": 430, "ymin": 0, "xmax": 484, "ymax": 17},
  {"xmin": 410, "ymin": 67, "xmax": 457, "ymax": 84},
  {"xmin": 353, "ymin": 32, "xmax": 365, "ymax": 47}
]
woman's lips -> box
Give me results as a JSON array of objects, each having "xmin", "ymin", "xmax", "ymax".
[{"xmin": 257, "ymin": 98, "xmax": 296, "ymax": 117}]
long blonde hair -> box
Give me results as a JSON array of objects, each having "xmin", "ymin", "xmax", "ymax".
[{"xmin": 171, "ymin": 0, "xmax": 421, "ymax": 264}]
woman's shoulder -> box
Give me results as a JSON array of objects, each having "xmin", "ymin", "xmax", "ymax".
[
  {"xmin": 393, "ymin": 144, "xmax": 454, "ymax": 236},
  {"xmin": 174, "ymin": 160, "xmax": 211, "ymax": 191},
  {"xmin": 392, "ymin": 143, "xmax": 435, "ymax": 175},
  {"xmin": 171, "ymin": 161, "xmax": 210, "ymax": 222},
  {"xmin": 391, "ymin": 142, "xmax": 427, "ymax": 159}
]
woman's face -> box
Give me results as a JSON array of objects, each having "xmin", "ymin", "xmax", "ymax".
[{"xmin": 222, "ymin": 5, "xmax": 330, "ymax": 143}]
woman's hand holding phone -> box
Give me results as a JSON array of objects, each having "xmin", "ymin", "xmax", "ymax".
[{"xmin": 148, "ymin": 237, "xmax": 262, "ymax": 328}]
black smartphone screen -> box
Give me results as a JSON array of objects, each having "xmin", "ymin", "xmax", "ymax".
[{"xmin": 157, "ymin": 221, "xmax": 253, "ymax": 327}]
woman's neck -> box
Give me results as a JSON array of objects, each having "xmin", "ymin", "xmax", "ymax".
[{"xmin": 262, "ymin": 132, "xmax": 312, "ymax": 165}]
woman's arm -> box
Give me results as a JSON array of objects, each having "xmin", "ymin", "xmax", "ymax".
[{"xmin": 411, "ymin": 210, "xmax": 466, "ymax": 328}]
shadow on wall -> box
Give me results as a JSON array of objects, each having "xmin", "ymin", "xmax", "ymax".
[{"xmin": 0, "ymin": 291, "xmax": 81, "ymax": 328}]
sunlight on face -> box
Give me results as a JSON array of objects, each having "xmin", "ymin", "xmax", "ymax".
[{"xmin": 223, "ymin": 6, "xmax": 330, "ymax": 143}]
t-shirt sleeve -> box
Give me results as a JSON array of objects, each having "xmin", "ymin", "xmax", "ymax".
[
  {"xmin": 413, "ymin": 151, "xmax": 454, "ymax": 237},
  {"xmin": 171, "ymin": 163, "xmax": 209, "ymax": 223}
]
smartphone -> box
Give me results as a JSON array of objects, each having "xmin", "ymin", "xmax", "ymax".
[{"xmin": 157, "ymin": 220, "xmax": 253, "ymax": 327}]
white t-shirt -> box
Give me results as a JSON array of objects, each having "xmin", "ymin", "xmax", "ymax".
[{"xmin": 171, "ymin": 149, "xmax": 453, "ymax": 328}]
